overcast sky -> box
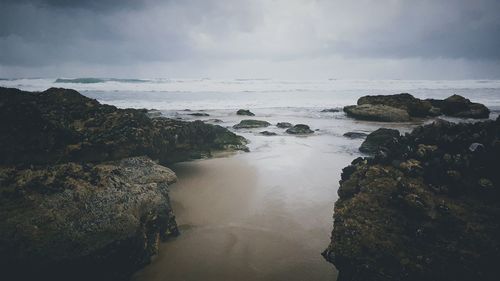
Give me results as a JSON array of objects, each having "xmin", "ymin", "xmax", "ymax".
[{"xmin": 1, "ymin": 0, "xmax": 499, "ymax": 79}]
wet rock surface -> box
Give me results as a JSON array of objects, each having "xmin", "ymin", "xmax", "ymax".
[
  {"xmin": 285, "ymin": 124, "xmax": 314, "ymax": 134},
  {"xmin": 359, "ymin": 128, "xmax": 400, "ymax": 154},
  {"xmin": 236, "ymin": 109, "xmax": 255, "ymax": 116},
  {"xmin": 276, "ymin": 122, "xmax": 293, "ymax": 128},
  {"xmin": 260, "ymin": 131, "xmax": 277, "ymax": 136},
  {"xmin": 343, "ymin": 132, "xmax": 368, "ymax": 139},
  {"xmin": 0, "ymin": 87, "xmax": 248, "ymax": 281},
  {"xmin": 233, "ymin": 119, "xmax": 271, "ymax": 129},
  {"xmin": 345, "ymin": 93, "xmax": 490, "ymax": 122},
  {"xmin": 323, "ymin": 118, "xmax": 500, "ymax": 281},
  {"xmin": 344, "ymin": 104, "xmax": 411, "ymax": 122}
]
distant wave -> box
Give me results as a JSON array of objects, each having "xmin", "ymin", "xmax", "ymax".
[{"xmin": 55, "ymin": 78, "xmax": 149, "ymax": 84}]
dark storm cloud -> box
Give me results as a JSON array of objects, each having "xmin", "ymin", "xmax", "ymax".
[{"xmin": 0, "ymin": 0, "xmax": 499, "ymax": 77}]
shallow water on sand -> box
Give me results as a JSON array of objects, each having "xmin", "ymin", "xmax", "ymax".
[{"xmin": 132, "ymin": 109, "xmax": 421, "ymax": 281}]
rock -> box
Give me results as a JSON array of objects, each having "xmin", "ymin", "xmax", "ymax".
[
  {"xmin": 260, "ymin": 131, "xmax": 277, "ymax": 136},
  {"xmin": 205, "ymin": 119, "xmax": 223, "ymax": 123},
  {"xmin": 0, "ymin": 87, "xmax": 248, "ymax": 166},
  {"xmin": 324, "ymin": 118, "xmax": 500, "ymax": 281},
  {"xmin": 359, "ymin": 128, "xmax": 400, "ymax": 154},
  {"xmin": 187, "ymin": 112, "xmax": 210, "ymax": 116},
  {"xmin": 358, "ymin": 93, "xmax": 432, "ymax": 117},
  {"xmin": 428, "ymin": 95, "xmax": 490, "ymax": 119},
  {"xmin": 0, "ymin": 156, "xmax": 178, "ymax": 280},
  {"xmin": 344, "ymin": 104, "xmax": 411, "ymax": 122},
  {"xmin": 0, "ymin": 87, "xmax": 249, "ymax": 280},
  {"xmin": 236, "ymin": 109, "xmax": 255, "ymax": 116},
  {"xmin": 321, "ymin": 108, "xmax": 340, "ymax": 113},
  {"xmin": 343, "ymin": 132, "xmax": 368, "ymax": 139},
  {"xmin": 285, "ymin": 124, "xmax": 314, "ymax": 134},
  {"xmin": 233, "ymin": 119, "xmax": 271, "ymax": 129},
  {"xmin": 276, "ymin": 122, "xmax": 293, "ymax": 128}
]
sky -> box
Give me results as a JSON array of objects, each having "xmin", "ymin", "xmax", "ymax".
[{"xmin": 1, "ymin": 0, "xmax": 500, "ymax": 79}]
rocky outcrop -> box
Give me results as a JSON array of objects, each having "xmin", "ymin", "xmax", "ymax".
[
  {"xmin": 187, "ymin": 112, "xmax": 210, "ymax": 116},
  {"xmin": 321, "ymin": 108, "xmax": 341, "ymax": 113},
  {"xmin": 286, "ymin": 124, "xmax": 314, "ymax": 134},
  {"xmin": 233, "ymin": 119, "xmax": 271, "ymax": 129},
  {"xmin": 359, "ymin": 128, "xmax": 400, "ymax": 154},
  {"xmin": 345, "ymin": 93, "xmax": 489, "ymax": 122},
  {"xmin": 427, "ymin": 95, "xmax": 490, "ymax": 119},
  {"xmin": 0, "ymin": 87, "xmax": 247, "ymax": 166},
  {"xmin": 358, "ymin": 93, "xmax": 433, "ymax": 117},
  {"xmin": 0, "ymin": 87, "xmax": 248, "ymax": 280},
  {"xmin": 236, "ymin": 109, "xmax": 255, "ymax": 116},
  {"xmin": 323, "ymin": 118, "xmax": 500, "ymax": 281},
  {"xmin": 344, "ymin": 104, "xmax": 411, "ymax": 122}
]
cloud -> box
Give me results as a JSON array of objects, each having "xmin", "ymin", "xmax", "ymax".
[{"xmin": 0, "ymin": 0, "xmax": 499, "ymax": 78}]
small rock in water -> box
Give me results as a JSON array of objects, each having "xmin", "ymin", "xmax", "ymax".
[
  {"xmin": 260, "ymin": 131, "xmax": 277, "ymax": 136},
  {"xmin": 188, "ymin": 112, "xmax": 210, "ymax": 116},
  {"xmin": 205, "ymin": 119, "xmax": 223, "ymax": 123},
  {"xmin": 236, "ymin": 109, "xmax": 255, "ymax": 116},
  {"xmin": 233, "ymin": 119, "xmax": 271, "ymax": 129},
  {"xmin": 321, "ymin": 108, "xmax": 340, "ymax": 113},
  {"xmin": 343, "ymin": 132, "xmax": 368, "ymax": 139},
  {"xmin": 276, "ymin": 122, "xmax": 293, "ymax": 128},
  {"xmin": 286, "ymin": 124, "xmax": 314, "ymax": 134}
]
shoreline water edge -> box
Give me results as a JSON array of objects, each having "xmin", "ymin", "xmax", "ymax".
[{"xmin": 0, "ymin": 86, "xmax": 499, "ymax": 281}]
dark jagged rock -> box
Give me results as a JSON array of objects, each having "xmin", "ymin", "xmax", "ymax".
[
  {"xmin": 0, "ymin": 87, "xmax": 248, "ymax": 281},
  {"xmin": 344, "ymin": 104, "xmax": 411, "ymax": 122},
  {"xmin": 358, "ymin": 93, "xmax": 432, "ymax": 117},
  {"xmin": 285, "ymin": 124, "xmax": 314, "ymax": 134},
  {"xmin": 343, "ymin": 132, "xmax": 368, "ymax": 139},
  {"xmin": 321, "ymin": 108, "xmax": 341, "ymax": 113},
  {"xmin": 276, "ymin": 122, "xmax": 293, "ymax": 128},
  {"xmin": 187, "ymin": 112, "xmax": 210, "ymax": 116},
  {"xmin": 0, "ymin": 87, "xmax": 247, "ymax": 166},
  {"xmin": 236, "ymin": 109, "xmax": 255, "ymax": 116},
  {"xmin": 233, "ymin": 119, "xmax": 271, "ymax": 129},
  {"xmin": 428, "ymin": 94, "xmax": 490, "ymax": 119},
  {"xmin": 324, "ymin": 118, "xmax": 500, "ymax": 281},
  {"xmin": 359, "ymin": 128, "xmax": 400, "ymax": 154},
  {"xmin": 260, "ymin": 131, "xmax": 277, "ymax": 136}
]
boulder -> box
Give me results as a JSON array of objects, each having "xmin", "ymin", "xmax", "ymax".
[
  {"xmin": 285, "ymin": 124, "xmax": 314, "ymax": 134},
  {"xmin": 276, "ymin": 122, "xmax": 293, "ymax": 128},
  {"xmin": 344, "ymin": 104, "xmax": 411, "ymax": 122},
  {"xmin": 236, "ymin": 109, "xmax": 255, "ymax": 116},
  {"xmin": 438, "ymin": 95, "xmax": 490, "ymax": 119},
  {"xmin": 324, "ymin": 118, "xmax": 500, "ymax": 281},
  {"xmin": 359, "ymin": 128, "xmax": 400, "ymax": 154},
  {"xmin": 260, "ymin": 131, "xmax": 277, "ymax": 136},
  {"xmin": 343, "ymin": 132, "xmax": 368, "ymax": 139},
  {"xmin": 358, "ymin": 93, "xmax": 432, "ymax": 117},
  {"xmin": 187, "ymin": 112, "xmax": 210, "ymax": 116},
  {"xmin": 233, "ymin": 119, "xmax": 271, "ymax": 129},
  {"xmin": 321, "ymin": 108, "xmax": 340, "ymax": 113}
]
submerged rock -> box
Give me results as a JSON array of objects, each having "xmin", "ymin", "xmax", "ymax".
[
  {"xmin": 343, "ymin": 132, "xmax": 368, "ymax": 139},
  {"xmin": 260, "ymin": 131, "xmax": 277, "ymax": 136},
  {"xmin": 236, "ymin": 109, "xmax": 255, "ymax": 116},
  {"xmin": 321, "ymin": 108, "xmax": 340, "ymax": 113},
  {"xmin": 324, "ymin": 118, "xmax": 500, "ymax": 281},
  {"xmin": 276, "ymin": 122, "xmax": 293, "ymax": 128},
  {"xmin": 187, "ymin": 112, "xmax": 210, "ymax": 116},
  {"xmin": 233, "ymin": 119, "xmax": 271, "ymax": 129},
  {"xmin": 285, "ymin": 124, "xmax": 314, "ymax": 134},
  {"xmin": 359, "ymin": 128, "xmax": 400, "ymax": 154},
  {"xmin": 344, "ymin": 104, "xmax": 411, "ymax": 122}
]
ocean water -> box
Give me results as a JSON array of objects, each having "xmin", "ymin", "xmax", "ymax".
[{"xmin": 3, "ymin": 78, "xmax": 500, "ymax": 280}]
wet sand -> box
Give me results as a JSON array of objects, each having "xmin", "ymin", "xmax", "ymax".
[{"xmin": 132, "ymin": 108, "xmax": 419, "ymax": 281}]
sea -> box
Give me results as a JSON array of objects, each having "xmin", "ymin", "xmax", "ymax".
[{"xmin": 2, "ymin": 78, "xmax": 500, "ymax": 281}]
